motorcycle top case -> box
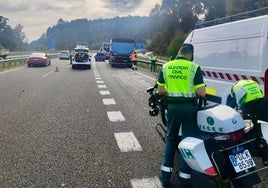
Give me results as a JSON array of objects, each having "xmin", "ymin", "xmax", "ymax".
[
  {"xmin": 197, "ymin": 104, "xmax": 245, "ymax": 133},
  {"xmin": 178, "ymin": 137, "xmax": 217, "ymax": 175}
]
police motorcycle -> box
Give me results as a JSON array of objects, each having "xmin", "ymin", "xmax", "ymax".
[{"xmin": 146, "ymin": 85, "xmax": 268, "ymax": 188}]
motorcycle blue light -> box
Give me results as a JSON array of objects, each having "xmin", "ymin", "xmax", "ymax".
[{"xmin": 231, "ymin": 146, "xmax": 245, "ymax": 154}]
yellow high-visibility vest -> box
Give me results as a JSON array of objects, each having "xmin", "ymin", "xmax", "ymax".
[
  {"xmin": 162, "ymin": 59, "xmax": 199, "ymax": 98},
  {"xmin": 232, "ymin": 80, "xmax": 263, "ymax": 106}
]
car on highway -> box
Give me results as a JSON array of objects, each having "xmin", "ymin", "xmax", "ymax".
[
  {"xmin": 94, "ymin": 52, "xmax": 107, "ymax": 62},
  {"xmin": 59, "ymin": 51, "xmax": 70, "ymax": 60},
  {"xmin": 27, "ymin": 52, "xmax": 51, "ymax": 67},
  {"xmin": 72, "ymin": 52, "xmax": 91, "ymax": 69}
]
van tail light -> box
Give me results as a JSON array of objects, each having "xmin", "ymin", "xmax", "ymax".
[
  {"xmin": 265, "ymin": 69, "xmax": 268, "ymax": 97},
  {"xmin": 214, "ymin": 129, "xmax": 245, "ymax": 142}
]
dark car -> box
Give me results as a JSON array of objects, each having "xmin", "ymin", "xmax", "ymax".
[
  {"xmin": 94, "ymin": 52, "xmax": 107, "ymax": 62},
  {"xmin": 27, "ymin": 53, "xmax": 51, "ymax": 67}
]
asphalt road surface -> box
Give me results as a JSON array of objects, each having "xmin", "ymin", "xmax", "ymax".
[
  {"xmin": 0, "ymin": 58, "xmax": 165, "ymax": 187},
  {"xmin": 0, "ymin": 57, "xmax": 267, "ymax": 188}
]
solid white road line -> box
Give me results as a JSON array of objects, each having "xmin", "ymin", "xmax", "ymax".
[
  {"xmin": 128, "ymin": 69, "xmax": 156, "ymax": 81},
  {"xmin": 130, "ymin": 177, "xmax": 162, "ymax": 188},
  {"xmin": 107, "ymin": 111, "xmax": 125, "ymax": 122},
  {"xmin": 0, "ymin": 67, "xmax": 24, "ymax": 75},
  {"xmin": 114, "ymin": 132, "xmax": 142, "ymax": 152}
]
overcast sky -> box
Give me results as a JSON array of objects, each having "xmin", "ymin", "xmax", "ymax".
[{"xmin": 0, "ymin": 0, "xmax": 162, "ymax": 42}]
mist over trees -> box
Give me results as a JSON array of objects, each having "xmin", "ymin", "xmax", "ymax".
[{"xmin": 0, "ymin": 0, "xmax": 267, "ymax": 56}]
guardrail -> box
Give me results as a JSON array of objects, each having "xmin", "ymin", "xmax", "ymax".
[
  {"xmin": 0, "ymin": 53, "xmax": 59, "ymax": 71},
  {"xmin": 137, "ymin": 58, "xmax": 166, "ymax": 71},
  {"xmin": 0, "ymin": 57, "xmax": 27, "ymax": 71}
]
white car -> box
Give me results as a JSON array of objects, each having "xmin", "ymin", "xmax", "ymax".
[
  {"xmin": 59, "ymin": 51, "xmax": 70, "ymax": 60},
  {"xmin": 71, "ymin": 52, "xmax": 91, "ymax": 69}
]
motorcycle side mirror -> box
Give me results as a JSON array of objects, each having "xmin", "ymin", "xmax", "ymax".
[
  {"xmin": 146, "ymin": 87, "xmax": 154, "ymax": 94},
  {"xmin": 169, "ymin": 56, "xmax": 175, "ymax": 61}
]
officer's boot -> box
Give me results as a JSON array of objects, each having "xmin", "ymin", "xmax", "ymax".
[
  {"xmin": 178, "ymin": 177, "xmax": 192, "ymax": 188},
  {"xmin": 160, "ymin": 170, "xmax": 172, "ymax": 188}
]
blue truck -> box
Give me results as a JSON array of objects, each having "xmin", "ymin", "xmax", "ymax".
[{"xmin": 109, "ymin": 38, "xmax": 135, "ymax": 68}]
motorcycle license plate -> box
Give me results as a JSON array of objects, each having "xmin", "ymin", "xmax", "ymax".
[{"xmin": 229, "ymin": 149, "xmax": 256, "ymax": 173}]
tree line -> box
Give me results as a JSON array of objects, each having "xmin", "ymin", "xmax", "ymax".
[
  {"xmin": 0, "ymin": 0, "xmax": 267, "ymax": 56},
  {"xmin": 0, "ymin": 16, "xmax": 26, "ymax": 51}
]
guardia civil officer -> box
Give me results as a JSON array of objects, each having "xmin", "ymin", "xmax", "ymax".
[
  {"xmin": 231, "ymin": 79, "xmax": 268, "ymax": 122},
  {"xmin": 150, "ymin": 54, "xmax": 158, "ymax": 72},
  {"xmin": 157, "ymin": 44, "xmax": 206, "ymax": 188}
]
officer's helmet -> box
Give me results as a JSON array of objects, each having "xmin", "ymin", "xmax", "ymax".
[{"xmin": 231, "ymin": 82, "xmax": 247, "ymax": 107}]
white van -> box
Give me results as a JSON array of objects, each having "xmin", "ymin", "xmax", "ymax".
[{"xmin": 184, "ymin": 8, "xmax": 268, "ymax": 106}]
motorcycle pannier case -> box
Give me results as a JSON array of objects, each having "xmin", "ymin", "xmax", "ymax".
[{"xmin": 178, "ymin": 137, "xmax": 217, "ymax": 175}]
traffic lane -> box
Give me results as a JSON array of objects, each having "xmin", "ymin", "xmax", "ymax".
[
  {"xmin": 0, "ymin": 61, "xmax": 141, "ymax": 187},
  {"xmin": 94, "ymin": 62, "xmax": 165, "ymax": 176}
]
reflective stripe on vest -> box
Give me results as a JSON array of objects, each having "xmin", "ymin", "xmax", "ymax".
[{"xmin": 162, "ymin": 59, "xmax": 198, "ymax": 98}]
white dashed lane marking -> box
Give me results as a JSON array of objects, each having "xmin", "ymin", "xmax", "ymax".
[
  {"xmin": 94, "ymin": 66, "xmax": 159, "ymax": 187},
  {"xmin": 114, "ymin": 132, "xmax": 142, "ymax": 152},
  {"xmin": 107, "ymin": 111, "xmax": 125, "ymax": 122},
  {"xmin": 103, "ymin": 98, "xmax": 116, "ymax": 105},
  {"xmin": 131, "ymin": 177, "xmax": 162, "ymax": 188},
  {"xmin": 100, "ymin": 90, "xmax": 111, "ymax": 95},
  {"xmin": 98, "ymin": 84, "xmax": 107, "ymax": 88}
]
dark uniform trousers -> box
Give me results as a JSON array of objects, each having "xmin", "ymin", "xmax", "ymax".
[{"xmin": 160, "ymin": 102, "xmax": 200, "ymax": 187}]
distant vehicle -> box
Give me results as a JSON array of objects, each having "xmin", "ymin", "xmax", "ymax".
[
  {"xmin": 99, "ymin": 42, "xmax": 109, "ymax": 60},
  {"xmin": 76, "ymin": 42, "xmax": 89, "ymax": 48},
  {"xmin": 183, "ymin": 7, "xmax": 268, "ymax": 105},
  {"xmin": 27, "ymin": 53, "xmax": 51, "ymax": 67},
  {"xmin": 74, "ymin": 46, "xmax": 90, "ymax": 53},
  {"xmin": 94, "ymin": 52, "xmax": 106, "ymax": 62},
  {"xmin": 0, "ymin": 49, "xmax": 9, "ymax": 59},
  {"xmin": 72, "ymin": 45, "xmax": 91, "ymax": 69},
  {"xmin": 72, "ymin": 52, "xmax": 91, "ymax": 69},
  {"xmin": 109, "ymin": 38, "xmax": 135, "ymax": 67},
  {"xmin": 59, "ymin": 51, "xmax": 70, "ymax": 60}
]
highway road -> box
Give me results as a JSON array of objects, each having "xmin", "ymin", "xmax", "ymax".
[
  {"xmin": 0, "ymin": 57, "xmax": 267, "ymax": 188},
  {"xmin": 0, "ymin": 58, "xmax": 166, "ymax": 187}
]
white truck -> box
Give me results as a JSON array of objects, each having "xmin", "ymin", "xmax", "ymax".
[
  {"xmin": 183, "ymin": 7, "xmax": 268, "ymax": 106},
  {"xmin": 0, "ymin": 49, "xmax": 9, "ymax": 59}
]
